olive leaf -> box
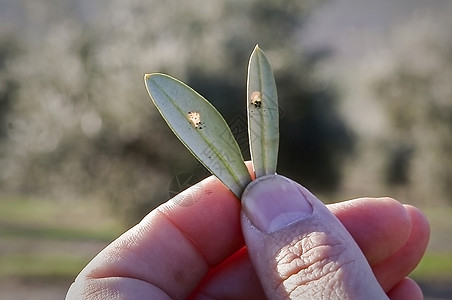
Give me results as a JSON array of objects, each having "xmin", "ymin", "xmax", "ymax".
[
  {"xmin": 247, "ymin": 45, "xmax": 279, "ymax": 177},
  {"xmin": 144, "ymin": 73, "xmax": 251, "ymax": 198}
]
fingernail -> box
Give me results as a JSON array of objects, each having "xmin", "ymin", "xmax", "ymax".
[{"xmin": 242, "ymin": 175, "xmax": 313, "ymax": 233}]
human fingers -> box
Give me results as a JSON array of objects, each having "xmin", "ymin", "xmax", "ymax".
[
  {"xmin": 190, "ymin": 193, "xmax": 428, "ymax": 299},
  {"xmin": 193, "ymin": 196, "xmax": 417, "ymax": 299},
  {"xmin": 67, "ymin": 175, "xmax": 244, "ymax": 300}
]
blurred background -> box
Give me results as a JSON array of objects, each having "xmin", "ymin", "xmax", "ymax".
[{"xmin": 1, "ymin": 0, "xmax": 451, "ymax": 299}]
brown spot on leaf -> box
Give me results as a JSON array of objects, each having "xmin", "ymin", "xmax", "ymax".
[
  {"xmin": 188, "ymin": 111, "xmax": 203, "ymax": 128},
  {"xmin": 250, "ymin": 91, "xmax": 262, "ymax": 108}
]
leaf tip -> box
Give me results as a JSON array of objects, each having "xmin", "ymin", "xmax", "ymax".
[
  {"xmin": 253, "ymin": 44, "xmax": 261, "ymax": 53},
  {"xmin": 144, "ymin": 74, "xmax": 154, "ymax": 87}
]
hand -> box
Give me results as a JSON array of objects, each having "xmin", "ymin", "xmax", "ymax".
[{"xmin": 66, "ymin": 174, "xmax": 429, "ymax": 299}]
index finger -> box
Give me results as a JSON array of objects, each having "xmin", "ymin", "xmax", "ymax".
[{"xmin": 72, "ymin": 175, "xmax": 244, "ymax": 300}]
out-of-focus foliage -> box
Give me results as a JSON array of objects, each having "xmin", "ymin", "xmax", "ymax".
[
  {"xmin": 1, "ymin": 1, "xmax": 452, "ymax": 222},
  {"xmin": 0, "ymin": 35, "xmax": 20, "ymax": 140},
  {"xmin": 338, "ymin": 14, "xmax": 452, "ymax": 205},
  {"xmin": 1, "ymin": 0, "xmax": 355, "ymax": 222}
]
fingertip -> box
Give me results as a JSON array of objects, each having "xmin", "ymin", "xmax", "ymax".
[
  {"xmin": 386, "ymin": 277, "xmax": 424, "ymax": 300},
  {"xmin": 403, "ymin": 204, "xmax": 431, "ymax": 245}
]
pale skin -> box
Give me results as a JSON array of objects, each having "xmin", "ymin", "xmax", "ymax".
[{"xmin": 67, "ymin": 164, "xmax": 430, "ymax": 299}]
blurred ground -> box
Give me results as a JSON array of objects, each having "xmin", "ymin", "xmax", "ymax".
[
  {"xmin": 0, "ymin": 197, "xmax": 451, "ymax": 299},
  {"xmin": 0, "ymin": 197, "xmax": 124, "ymax": 300}
]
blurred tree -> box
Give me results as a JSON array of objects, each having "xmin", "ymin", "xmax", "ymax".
[
  {"xmin": 338, "ymin": 15, "xmax": 452, "ymax": 205},
  {"xmin": 373, "ymin": 18, "xmax": 452, "ymax": 203},
  {"xmin": 1, "ymin": 0, "xmax": 354, "ymax": 223},
  {"xmin": 0, "ymin": 35, "xmax": 20, "ymax": 140}
]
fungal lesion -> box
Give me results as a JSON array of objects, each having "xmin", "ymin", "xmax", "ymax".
[
  {"xmin": 250, "ymin": 91, "xmax": 262, "ymax": 109},
  {"xmin": 188, "ymin": 111, "xmax": 204, "ymax": 129}
]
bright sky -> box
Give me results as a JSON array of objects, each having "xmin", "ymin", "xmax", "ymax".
[{"xmin": 301, "ymin": 0, "xmax": 452, "ymax": 58}]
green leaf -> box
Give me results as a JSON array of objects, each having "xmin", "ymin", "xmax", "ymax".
[
  {"xmin": 247, "ymin": 45, "xmax": 279, "ymax": 177},
  {"xmin": 144, "ymin": 73, "xmax": 251, "ymax": 198}
]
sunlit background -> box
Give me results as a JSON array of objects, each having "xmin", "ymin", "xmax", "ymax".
[{"xmin": 1, "ymin": 0, "xmax": 451, "ymax": 299}]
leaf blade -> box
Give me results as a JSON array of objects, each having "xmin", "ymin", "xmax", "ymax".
[
  {"xmin": 247, "ymin": 45, "xmax": 279, "ymax": 177},
  {"xmin": 144, "ymin": 73, "xmax": 251, "ymax": 198}
]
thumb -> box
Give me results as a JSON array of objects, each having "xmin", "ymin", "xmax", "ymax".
[{"xmin": 241, "ymin": 175, "xmax": 388, "ymax": 300}]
